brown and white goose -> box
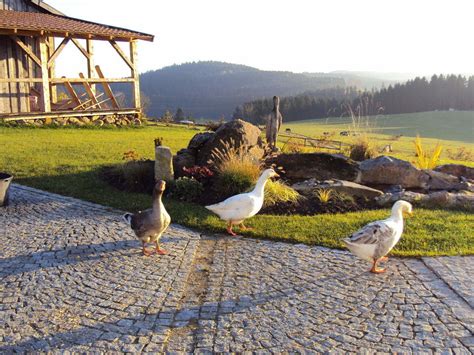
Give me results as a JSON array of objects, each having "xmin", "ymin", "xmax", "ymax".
[{"xmin": 123, "ymin": 180, "xmax": 171, "ymax": 256}]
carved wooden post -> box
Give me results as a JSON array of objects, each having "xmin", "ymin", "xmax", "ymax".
[
  {"xmin": 39, "ymin": 36, "xmax": 51, "ymax": 112},
  {"xmin": 130, "ymin": 40, "xmax": 141, "ymax": 111}
]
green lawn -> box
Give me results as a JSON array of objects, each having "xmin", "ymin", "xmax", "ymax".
[{"xmin": 1, "ymin": 122, "xmax": 473, "ymax": 256}]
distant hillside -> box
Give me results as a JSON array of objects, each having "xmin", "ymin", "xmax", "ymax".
[{"xmin": 138, "ymin": 61, "xmax": 345, "ymax": 119}]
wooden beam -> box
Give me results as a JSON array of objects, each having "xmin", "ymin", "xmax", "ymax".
[
  {"xmin": 48, "ymin": 36, "xmax": 57, "ymax": 103},
  {"xmin": 50, "ymin": 77, "xmax": 135, "ymax": 84},
  {"xmin": 109, "ymin": 40, "xmax": 133, "ymax": 70},
  {"xmin": 62, "ymin": 79, "xmax": 81, "ymax": 107},
  {"xmin": 39, "ymin": 36, "xmax": 51, "ymax": 112},
  {"xmin": 95, "ymin": 65, "xmax": 119, "ymax": 109},
  {"xmin": 10, "ymin": 35, "xmax": 41, "ymax": 67},
  {"xmin": 130, "ymin": 40, "xmax": 141, "ymax": 111},
  {"xmin": 0, "ymin": 78, "xmax": 43, "ymax": 83},
  {"xmin": 78, "ymin": 72, "xmax": 100, "ymax": 108},
  {"xmin": 71, "ymin": 38, "xmax": 90, "ymax": 59},
  {"xmin": 2, "ymin": 108, "xmax": 140, "ymax": 121},
  {"xmin": 86, "ymin": 39, "xmax": 96, "ymax": 95},
  {"xmin": 48, "ymin": 37, "xmax": 70, "ymax": 68},
  {"xmin": 73, "ymin": 92, "xmax": 104, "ymax": 110}
]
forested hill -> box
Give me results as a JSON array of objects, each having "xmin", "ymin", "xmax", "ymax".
[
  {"xmin": 238, "ymin": 74, "xmax": 474, "ymax": 124},
  {"xmin": 139, "ymin": 61, "xmax": 345, "ymax": 119}
]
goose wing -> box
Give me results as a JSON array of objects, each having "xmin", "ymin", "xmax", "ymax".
[
  {"xmin": 206, "ymin": 193, "xmax": 254, "ymax": 212},
  {"xmin": 348, "ymin": 221, "xmax": 396, "ymax": 246}
]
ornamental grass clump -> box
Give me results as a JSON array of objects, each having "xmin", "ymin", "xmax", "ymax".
[
  {"xmin": 210, "ymin": 139, "xmax": 261, "ymax": 198},
  {"xmin": 414, "ymin": 135, "xmax": 442, "ymax": 169},
  {"xmin": 264, "ymin": 180, "xmax": 300, "ymax": 207}
]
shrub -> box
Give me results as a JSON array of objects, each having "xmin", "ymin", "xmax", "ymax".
[
  {"xmin": 169, "ymin": 177, "xmax": 203, "ymax": 202},
  {"xmin": 122, "ymin": 150, "xmax": 140, "ymax": 161},
  {"xmin": 446, "ymin": 146, "xmax": 473, "ymax": 162},
  {"xmin": 281, "ymin": 140, "xmax": 305, "ymax": 153},
  {"xmin": 349, "ymin": 137, "xmax": 377, "ymax": 161},
  {"xmin": 414, "ymin": 135, "xmax": 442, "ymax": 169},
  {"xmin": 264, "ymin": 180, "xmax": 300, "ymax": 207},
  {"xmin": 101, "ymin": 160, "xmax": 155, "ymax": 193},
  {"xmin": 182, "ymin": 166, "xmax": 214, "ymax": 183},
  {"xmin": 315, "ymin": 189, "xmax": 333, "ymax": 204}
]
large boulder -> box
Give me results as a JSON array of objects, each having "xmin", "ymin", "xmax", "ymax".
[
  {"xmin": 195, "ymin": 119, "xmax": 264, "ymax": 165},
  {"xmin": 173, "ymin": 149, "xmax": 196, "ymax": 178},
  {"xmin": 266, "ymin": 153, "xmax": 360, "ymax": 182},
  {"xmin": 425, "ymin": 170, "xmax": 470, "ymax": 191},
  {"xmin": 358, "ymin": 156, "xmax": 429, "ymax": 189},
  {"xmin": 292, "ymin": 179, "xmax": 383, "ymax": 199},
  {"xmin": 188, "ymin": 132, "xmax": 214, "ymax": 151},
  {"xmin": 434, "ymin": 164, "xmax": 474, "ymax": 180}
]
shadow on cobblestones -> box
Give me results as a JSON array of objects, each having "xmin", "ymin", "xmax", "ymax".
[{"xmin": 0, "ymin": 240, "xmax": 139, "ymax": 278}]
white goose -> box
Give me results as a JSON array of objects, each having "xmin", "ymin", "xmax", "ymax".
[
  {"xmin": 344, "ymin": 200, "xmax": 413, "ymax": 273},
  {"xmin": 206, "ymin": 168, "xmax": 279, "ymax": 235}
]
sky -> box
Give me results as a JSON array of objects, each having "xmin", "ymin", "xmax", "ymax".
[{"xmin": 46, "ymin": 0, "xmax": 474, "ymax": 78}]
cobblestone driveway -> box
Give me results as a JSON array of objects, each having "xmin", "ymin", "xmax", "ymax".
[{"xmin": 1, "ymin": 185, "xmax": 473, "ymax": 353}]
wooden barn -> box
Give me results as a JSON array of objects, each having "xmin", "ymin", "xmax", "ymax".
[{"xmin": 0, "ymin": 0, "xmax": 154, "ymax": 123}]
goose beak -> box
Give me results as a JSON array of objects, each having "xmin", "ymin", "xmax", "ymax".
[
  {"xmin": 272, "ymin": 172, "xmax": 280, "ymax": 178},
  {"xmin": 406, "ymin": 211, "xmax": 413, "ymax": 217}
]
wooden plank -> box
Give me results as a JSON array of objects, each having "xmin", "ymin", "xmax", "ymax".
[
  {"xmin": 50, "ymin": 77, "xmax": 135, "ymax": 83},
  {"xmin": 73, "ymin": 92, "xmax": 104, "ymax": 110},
  {"xmin": 62, "ymin": 79, "xmax": 81, "ymax": 107},
  {"xmin": 39, "ymin": 36, "xmax": 51, "ymax": 112},
  {"xmin": 78, "ymin": 72, "xmax": 100, "ymax": 108},
  {"xmin": 0, "ymin": 37, "xmax": 7, "ymax": 113},
  {"xmin": 2, "ymin": 108, "xmax": 139, "ymax": 121},
  {"xmin": 95, "ymin": 65, "xmax": 119, "ymax": 109},
  {"xmin": 0, "ymin": 78, "xmax": 44, "ymax": 83},
  {"xmin": 129, "ymin": 40, "xmax": 141, "ymax": 110},
  {"xmin": 48, "ymin": 37, "xmax": 69, "ymax": 68},
  {"xmin": 15, "ymin": 36, "xmax": 29, "ymax": 112},
  {"xmin": 109, "ymin": 40, "xmax": 133, "ymax": 70},
  {"xmin": 71, "ymin": 38, "xmax": 90, "ymax": 59},
  {"xmin": 10, "ymin": 35, "xmax": 41, "ymax": 67},
  {"xmin": 6, "ymin": 37, "xmax": 19, "ymax": 112}
]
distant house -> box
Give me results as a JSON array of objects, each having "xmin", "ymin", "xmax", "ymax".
[{"xmin": 0, "ymin": 0, "xmax": 154, "ymax": 121}]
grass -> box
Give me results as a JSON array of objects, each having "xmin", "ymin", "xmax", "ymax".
[
  {"xmin": 1, "ymin": 120, "xmax": 473, "ymax": 257},
  {"xmin": 414, "ymin": 135, "xmax": 443, "ymax": 169},
  {"xmin": 282, "ymin": 111, "xmax": 474, "ymax": 167}
]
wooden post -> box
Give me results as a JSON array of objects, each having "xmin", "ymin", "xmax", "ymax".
[
  {"xmin": 129, "ymin": 40, "xmax": 141, "ymax": 111},
  {"xmin": 48, "ymin": 36, "xmax": 57, "ymax": 103},
  {"xmin": 86, "ymin": 39, "xmax": 96, "ymax": 95},
  {"xmin": 39, "ymin": 36, "xmax": 51, "ymax": 112}
]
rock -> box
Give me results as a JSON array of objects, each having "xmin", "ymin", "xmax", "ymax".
[
  {"xmin": 93, "ymin": 120, "xmax": 104, "ymax": 127},
  {"xmin": 133, "ymin": 118, "xmax": 142, "ymax": 126},
  {"xmin": 376, "ymin": 191, "xmax": 428, "ymax": 206},
  {"xmin": 80, "ymin": 117, "xmax": 90, "ymax": 124},
  {"xmin": 425, "ymin": 170, "xmax": 470, "ymax": 191},
  {"xmin": 195, "ymin": 119, "xmax": 264, "ymax": 165},
  {"xmin": 376, "ymin": 190, "xmax": 474, "ymax": 211},
  {"xmin": 434, "ymin": 164, "xmax": 474, "ymax": 180},
  {"xmin": 68, "ymin": 117, "xmax": 80, "ymax": 124},
  {"xmin": 155, "ymin": 146, "xmax": 174, "ymax": 182},
  {"xmin": 358, "ymin": 156, "xmax": 429, "ymax": 188},
  {"xmin": 172, "ymin": 149, "xmax": 196, "ymax": 178},
  {"xmin": 188, "ymin": 132, "xmax": 214, "ymax": 151},
  {"xmin": 104, "ymin": 116, "xmax": 116, "ymax": 124},
  {"xmin": 90, "ymin": 115, "xmax": 101, "ymax": 122},
  {"xmin": 292, "ymin": 179, "xmax": 383, "ymax": 199},
  {"xmin": 266, "ymin": 153, "xmax": 360, "ymax": 182}
]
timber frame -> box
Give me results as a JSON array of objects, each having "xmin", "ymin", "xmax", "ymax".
[{"xmin": 0, "ymin": 5, "xmax": 154, "ymax": 121}]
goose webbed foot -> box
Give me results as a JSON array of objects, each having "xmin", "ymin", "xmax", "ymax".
[
  {"xmin": 155, "ymin": 241, "xmax": 168, "ymax": 255},
  {"xmin": 226, "ymin": 222, "xmax": 237, "ymax": 236},
  {"xmin": 240, "ymin": 223, "xmax": 253, "ymax": 231},
  {"xmin": 370, "ymin": 259, "xmax": 386, "ymax": 274}
]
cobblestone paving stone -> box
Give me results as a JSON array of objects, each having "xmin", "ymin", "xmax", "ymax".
[{"xmin": 1, "ymin": 184, "xmax": 473, "ymax": 353}]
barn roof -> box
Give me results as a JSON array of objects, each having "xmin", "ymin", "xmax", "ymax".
[{"xmin": 0, "ymin": 9, "xmax": 154, "ymax": 41}]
